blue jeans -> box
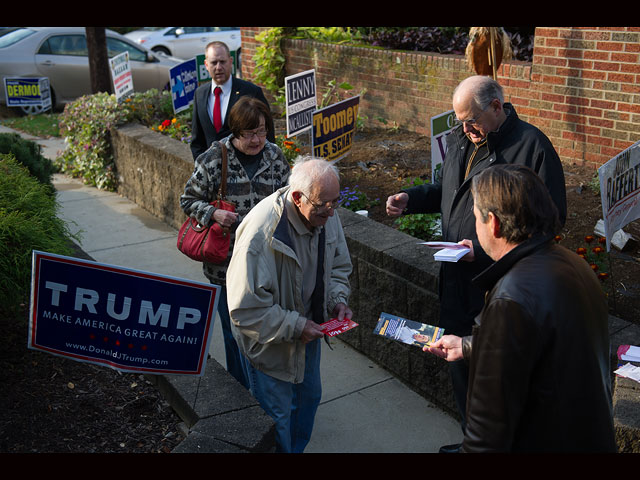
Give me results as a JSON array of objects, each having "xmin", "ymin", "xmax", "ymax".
[
  {"xmin": 240, "ymin": 338, "xmax": 322, "ymax": 453},
  {"xmin": 216, "ymin": 285, "xmax": 249, "ymax": 389}
]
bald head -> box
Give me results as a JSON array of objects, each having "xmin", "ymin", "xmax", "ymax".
[{"xmin": 452, "ymin": 75, "xmax": 507, "ymax": 143}]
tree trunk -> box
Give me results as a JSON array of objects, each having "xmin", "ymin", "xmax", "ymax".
[{"xmin": 86, "ymin": 27, "xmax": 113, "ymax": 94}]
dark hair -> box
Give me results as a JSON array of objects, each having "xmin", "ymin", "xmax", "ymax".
[
  {"xmin": 471, "ymin": 164, "xmax": 560, "ymax": 243},
  {"xmin": 228, "ymin": 97, "xmax": 274, "ymax": 139}
]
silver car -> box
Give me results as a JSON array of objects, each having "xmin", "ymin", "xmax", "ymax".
[
  {"xmin": 125, "ymin": 27, "xmax": 241, "ymax": 59},
  {"xmin": 0, "ymin": 27, "xmax": 181, "ymax": 114}
]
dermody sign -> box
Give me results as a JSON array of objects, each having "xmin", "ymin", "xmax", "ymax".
[
  {"xmin": 4, "ymin": 77, "xmax": 51, "ymax": 110},
  {"xmin": 29, "ymin": 251, "xmax": 219, "ymax": 376}
]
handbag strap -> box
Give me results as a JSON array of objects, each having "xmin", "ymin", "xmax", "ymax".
[{"xmin": 218, "ymin": 141, "xmax": 228, "ymax": 200}]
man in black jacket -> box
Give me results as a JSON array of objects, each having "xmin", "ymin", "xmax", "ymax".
[
  {"xmin": 386, "ymin": 75, "xmax": 567, "ymax": 452},
  {"xmin": 425, "ymin": 165, "xmax": 615, "ymax": 452},
  {"xmin": 190, "ymin": 41, "xmax": 274, "ymax": 160}
]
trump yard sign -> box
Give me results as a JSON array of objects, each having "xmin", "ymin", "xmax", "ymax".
[{"xmin": 29, "ymin": 251, "xmax": 219, "ymax": 376}]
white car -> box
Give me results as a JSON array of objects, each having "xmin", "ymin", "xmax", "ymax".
[
  {"xmin": 125, "ymin": 27, "xmax": 241, "ymax": 60},
  {"xmin": 0, "ymin": 27, "xmax": 181, "ymax": 114}
]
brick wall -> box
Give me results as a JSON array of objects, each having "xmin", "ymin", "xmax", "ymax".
[{"xmin": 241, "ymin": 27, "xmax": 640, "ymax": 168}]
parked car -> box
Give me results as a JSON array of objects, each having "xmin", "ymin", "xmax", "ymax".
[
  {"xmin": 0, "ymin": 27, "xmax": 181, "ymax": 115},
  {"xmin": 124, "ymin": 27, "xmax": 241, "ymax": 60}
]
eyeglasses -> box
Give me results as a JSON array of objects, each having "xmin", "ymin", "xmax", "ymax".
[
  {"xmin": 239, "ymin": 128, "xmax": 268, "ymax": 139},
  {"xmin": 300, "ymin": 192, "xmax": 340, "ymax": 213},
  {"xmin": 453, "ymin": 101, "xmax": 494, "ymax": 127}
]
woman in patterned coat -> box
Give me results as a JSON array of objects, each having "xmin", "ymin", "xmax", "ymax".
[{"xmin": 180, "ymin": 96, "xmax": 291, "ymax": 388}]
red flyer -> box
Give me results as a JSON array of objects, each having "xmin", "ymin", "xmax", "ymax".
[{"xmin": 320, "ymin": 317, "xmax": 359, "ymax": 337}]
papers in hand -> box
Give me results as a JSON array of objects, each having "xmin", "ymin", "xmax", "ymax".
[
  {"xmin": 320, "ymin": 317, "xmax": 358, "ymax": 337},
  {"xmin": 418, "ymin": 241, "xmax": 470, "ymax": 262},
  {"xmin": 618, "ymin": 345, "xmax": 640, "ymax": 362},
  {"xmin": 615, "ymin": 363, "xmax": 640, "ymax": 383},
  {"xmin": 373, "ymin": 312, "xmax": 444, "ymax": 348}
]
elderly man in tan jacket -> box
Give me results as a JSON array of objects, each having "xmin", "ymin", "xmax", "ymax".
[{"xmin": 227, "ymin": 156, "xmax": 352, "ymax": 453}]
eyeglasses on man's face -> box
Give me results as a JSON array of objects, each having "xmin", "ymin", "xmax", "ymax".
[
  {"xmin": 300, "ymin": 192, "xmax": 340, "ymax": 213},
  {"xmin": 453, "ymin": 100, "xmax": 495, "ymax": 127},
  {"xmin": 239, "ymin": 128, "xmax": 268, "ymax": 139}
]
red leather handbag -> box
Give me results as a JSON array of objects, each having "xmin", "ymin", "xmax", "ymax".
[{"xmin": 177, "ymin": 142, "xmax": 235, "ymax": 264}]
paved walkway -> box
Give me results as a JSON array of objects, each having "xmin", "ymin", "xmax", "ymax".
[{"xmin": 4, "ymin": 125, "xmax": 462, "ymax": 453}]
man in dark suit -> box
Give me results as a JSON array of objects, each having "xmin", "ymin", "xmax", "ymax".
[{"xmin": 190, "ymin": 41, "xmax": 275, "ymax": 160}]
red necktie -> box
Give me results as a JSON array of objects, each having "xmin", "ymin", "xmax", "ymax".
[{"xmin": 213, "ymin": 86, "xmax": 222, "ymax": 132}]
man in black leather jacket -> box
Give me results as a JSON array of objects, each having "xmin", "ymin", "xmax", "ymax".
[
  {"xmin": 426, "ymin": 165, "xmax": 616, "ymax": 452},
  {"xmin": 386, "ymin": 76, "xmax": 567, "ymax": 450}
]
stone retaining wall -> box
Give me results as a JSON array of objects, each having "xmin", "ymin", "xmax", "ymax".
[{"xmin": 111, "ymin": 122, "xmax": 640, "ymax": 451}]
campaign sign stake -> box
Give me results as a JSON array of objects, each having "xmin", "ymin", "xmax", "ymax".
[{"xmin": 29, "ymin": 251, "xmax": 219, "ymax": 376}]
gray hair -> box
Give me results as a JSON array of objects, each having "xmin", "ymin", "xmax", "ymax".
[
  {"xmin": 288, "ymin": 155, "xmax": 340, "ymax": 196},
  {"xmin": 454, "ymin": 75, "xmax": 504, "ymax": 111}
]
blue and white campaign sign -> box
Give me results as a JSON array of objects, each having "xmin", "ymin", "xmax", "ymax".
[
  {"xmin": 4, "ymin": 77, "xmax": 51, "ymax": 111},
  {"xmin": 598, "ymin": 139, "xmax": 640, "ymax": 252},
  {"xmin": 312, "ymin": 96, "xmax": 360, "ymax": 162},
  {"xmin": 430, "ymin": 109, "xmax": 455, "ymax": 183},
  {"xmin": 169, "ymin": 58, "xmax": 198, "ymax": 114},
  {"xmin": 285, "ymin": 69, "xmax": 316, "ymax": 137},
  {"xmin": 29, "ymin": 251, "xmax": 219, "ymax": 376}
]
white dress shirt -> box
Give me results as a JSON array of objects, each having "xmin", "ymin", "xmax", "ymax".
[{"xmin": 208, "ymin": 76, "xmax": 233, "ymax": 125}]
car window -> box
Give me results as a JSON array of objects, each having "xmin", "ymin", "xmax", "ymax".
[
  {"xmin": 0, "ymin": 27, "xmax": 36, "ymax": 48},
  {"xmin": 183, "ymin": 27, "xmax": 208, "ymax": 34},
  {"xmin": 106, "ymin": 37, "xmax": 147, "ymax": 62},
  {"xmin": 38, "ymin": 35, "xmax": 88, "ymax": 56}
]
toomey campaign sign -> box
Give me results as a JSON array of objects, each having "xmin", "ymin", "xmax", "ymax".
[
  {"xmin": 598, "ymin": 139, "xmax": 640, "ymax": 251},
  {"xmin": 312, "ymin": 96, "xmax": 360, "ymax": 162},
  {"xmin": 430, "ymin": 109, "xmax": 455, "ymax": 183},
  {"xmin": 109, "ymin": 51, "xmax": 134, "ymax": 102},
  {"xmin": 285, "ymin": 69, "xmax": 316, "ymax": 137},
  {"xmin": 170, "ymin": 58, "xmax": 198, "ymax": 113},
  {"xmin": 28, "ymin": 251, "xmax": 219, "ymax": 376}
]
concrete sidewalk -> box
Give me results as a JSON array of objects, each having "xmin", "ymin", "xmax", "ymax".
[{"xmin": 6, "ymin": 126, "xmax": 462, "ymax": 453}]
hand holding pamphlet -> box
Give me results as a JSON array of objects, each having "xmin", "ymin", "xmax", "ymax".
[
  {"xmin": 418, "ymin": 241, "xmax": 470, "ymax": 262},
  {"xmin": 320, "ymin": 317, "xmax": 359, "ymax": 337},
  {"xmin": 373, "ymin": 312, "xmax": 444, "ymax": 348}
]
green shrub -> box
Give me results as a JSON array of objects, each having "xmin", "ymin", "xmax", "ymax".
[
  {"xmin": 394, "ymin": 177, "xmax": 442, "ymax": 241},
  {"xmin": 0, "ymin": 132, "xmax": 56, "ymax": 192},
  {"xmin": 56, "ymin": 89, "xmax": 173, "ymax": 191},
  {"xmin": 0, "ymin": 154, "xmax": 79, "ymax": 316}
]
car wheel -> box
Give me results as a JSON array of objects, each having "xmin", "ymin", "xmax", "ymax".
[
  {"xmin": 18, "ymin": 88, "xmax": 56, "ymax": 116},
  {"xmin": 152, "ymin": 46, "xmax": 171, "ymax": 56}
]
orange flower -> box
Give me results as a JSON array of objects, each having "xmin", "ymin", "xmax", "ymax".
[
  {"xmin": 590, "ymin": 263, "xmax": 598, "ymax": 271},
  {"xmin": 592, "ymin": 246, "xmax": 604, "ymax": 254},
  {"xmin": 576, "ymin": 247, "xmax": 587, "ymax": 255},
  {"xmin": 584, "ymin": 235, "xmax": 595, "ymax": 243},
  {"xmin": 554, "ymin": 235, "xmax": 562, "ymax": 242},
  {"xmin": 598, "ymin": 272, "xmax": 609, "ymax": 281},
  {"xmin": 598, "ymin": 236, "xmax": 606, "ymax": 245}
]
